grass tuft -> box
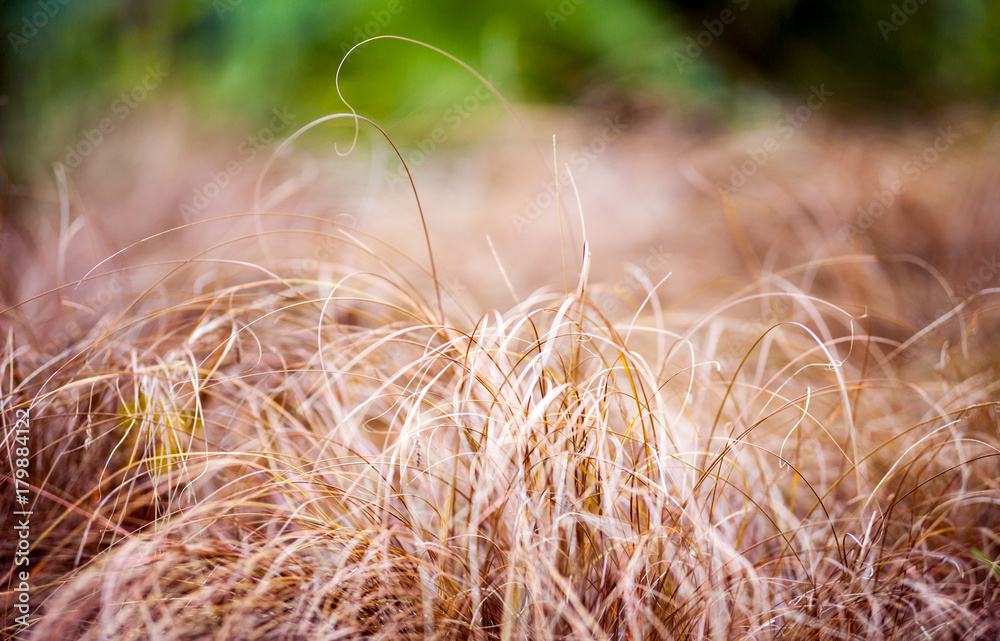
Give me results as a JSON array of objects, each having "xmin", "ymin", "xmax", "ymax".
[{"xmin": 3, "ymin": 96, "xmax": 1000, "ymax": 640}]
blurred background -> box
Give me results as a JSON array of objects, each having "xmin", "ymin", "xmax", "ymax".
[
  {"xmin": 2, "ymin": 0, "xmax": 998, "ymax": 181},
  {"xmin": 1, "ymin": 0, "xmax": 999, "ymax": 327}
]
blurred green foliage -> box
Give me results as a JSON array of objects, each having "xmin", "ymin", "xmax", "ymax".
[
  {"xmin": 1, "ymin": 0, "xmax": 997, "ymax": 180},
  {"xmin": 0, "ymin": 0, "xmax": 716, "ymax": 179}
]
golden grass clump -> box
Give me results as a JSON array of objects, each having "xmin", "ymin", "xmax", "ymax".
[
  {"xmin": 3, "ymin": 96, "xmax": 1000, "ymax": 639},
  {"xmin": 3, "ymin": 210, "xmax": 999, "ymax": 639}
]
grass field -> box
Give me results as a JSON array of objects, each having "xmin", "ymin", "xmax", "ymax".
[{"xmin": 2, "ymin": 94, "xmax": 999, "ymax": 639}]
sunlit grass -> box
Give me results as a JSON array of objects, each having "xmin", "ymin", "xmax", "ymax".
[
  {"xmin": 3, "ymin": 197, "xmax": 998, "ymax": 639},
  {"xmin": 2, "ymin": 47, "xmax": 999, "ymax": 635}
]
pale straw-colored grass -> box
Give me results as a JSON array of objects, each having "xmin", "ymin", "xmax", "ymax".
[{"xmin": 2, "ymin": 48, "xmax": 999, "ymax": 639}]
